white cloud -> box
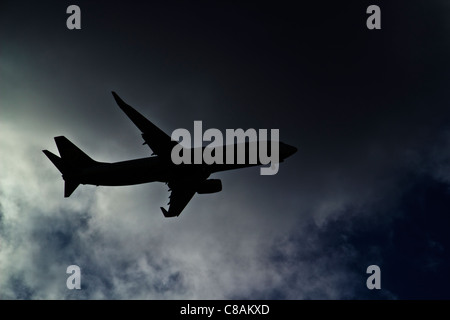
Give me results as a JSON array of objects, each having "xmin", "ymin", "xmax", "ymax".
[
  {"xmin": 0, "ymin": 117, "xmax": 426, "ymax": 299},
  {"xmin": 0, "ymin": 119, "xmax": 353, "ymax": 299}
]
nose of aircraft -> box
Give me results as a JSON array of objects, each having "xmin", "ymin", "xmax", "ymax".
[
  {"xmin": 280, "ymin": 142, "xmax": 297, "ymax": 159},
  {"xmin": 285, "ymin": 144, "xmax": 297, "ymax": 158}
]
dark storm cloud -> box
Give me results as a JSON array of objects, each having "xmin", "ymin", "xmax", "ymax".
[{"xmin": 1, "ymin": 0, "xmax": 450, "ymax": 299}]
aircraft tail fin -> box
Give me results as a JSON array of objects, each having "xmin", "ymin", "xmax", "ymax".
[
  {"xmin": 53, "ymin": 136, "xmax": 96, "ymax": 168},
  {"xmin": 43, "ymin": 136, "xmax": 97, "ymax": 197}
]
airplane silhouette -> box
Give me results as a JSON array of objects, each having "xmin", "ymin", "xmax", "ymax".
[{"xmin": 43, "ymin": 92, "xmax": 297, "ymax": 217}]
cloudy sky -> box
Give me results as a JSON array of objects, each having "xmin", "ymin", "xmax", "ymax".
[{"xmin": 1, "ymin": 0, "xmax": 450, "ymax": 299}]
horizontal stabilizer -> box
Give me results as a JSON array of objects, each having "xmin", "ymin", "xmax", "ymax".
[
  {"xmin": 44, "ymin": 136, "xmax": 94, "ymax": 198},
  {"xmin": 42, "ymin": 150, "xmax": 65, "ymax": 173}
]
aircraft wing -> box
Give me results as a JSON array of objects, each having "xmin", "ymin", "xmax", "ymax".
[
  {"xmin": 112, "ymin": 91, "xmax": 178, "ymax": 157},
  {"xmin": 160, "ymin": 173, "xmax": 211, "ymax": 217},
  {"xmin": 160, "ymin": 184, "xmax": 197, "ymax": 218}
]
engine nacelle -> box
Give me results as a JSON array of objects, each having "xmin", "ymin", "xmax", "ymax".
[{"xmin": 197, "ymin": 179, "xmax": 222, "ymax": 194}]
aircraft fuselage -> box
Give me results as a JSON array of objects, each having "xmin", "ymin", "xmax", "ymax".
[{"xmin": 66, "ymin": 142, "xmax": 296, "ymax": 187}]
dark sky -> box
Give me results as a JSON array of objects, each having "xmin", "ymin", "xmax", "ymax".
[{"xmin": 1, "ymin": 0, "xmax": 450, "ymax": 299}]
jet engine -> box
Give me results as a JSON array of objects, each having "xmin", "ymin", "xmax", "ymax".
[{"xmin": 197, "ymin": 179, "xmax": 222, "ymax": 194}]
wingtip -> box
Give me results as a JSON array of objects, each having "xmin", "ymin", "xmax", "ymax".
[
  {"xmin": 111, "ymin": 91, "xmax": 119, "ymax": 101},
  {"xmin": 161, "ymin": 207, "xmax": 177, "ymax": 218},
  {"xmin": 111, "ymin": 91, "xmax": 128, "ymax": 108},
  {"xmin": 161, "ymin": 207, "xmax": 169, "ymax": 217}
]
